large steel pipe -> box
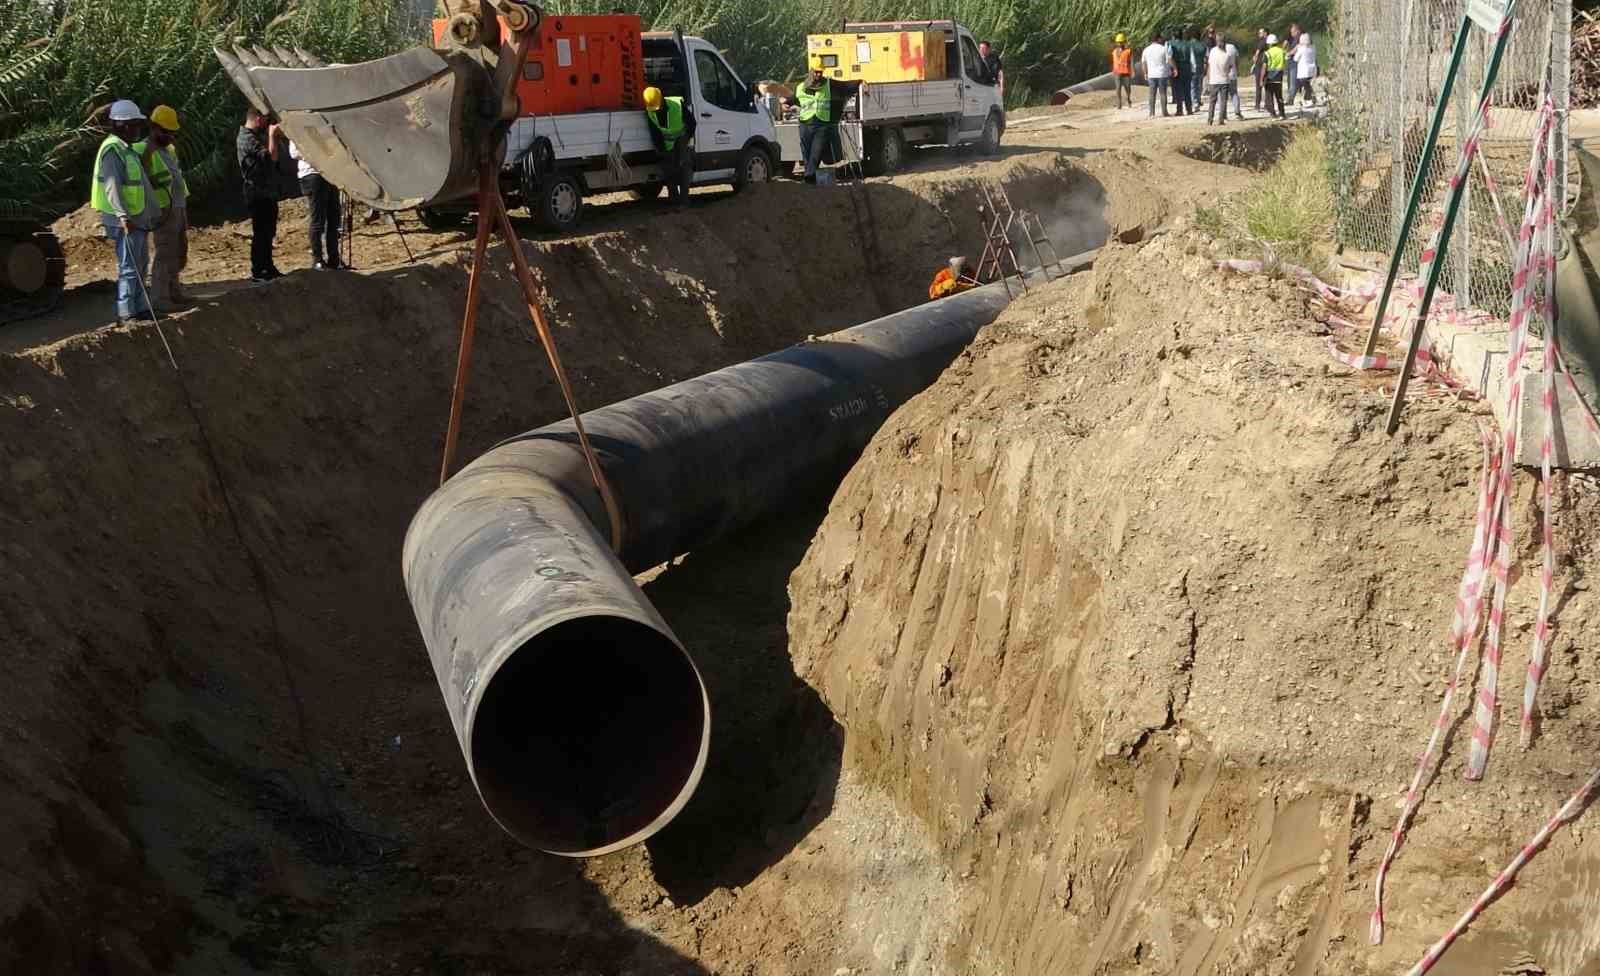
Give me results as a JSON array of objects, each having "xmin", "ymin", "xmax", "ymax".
[{"xmin": 403, "ymin": 280, "xmax": 1016, "ymax": 856}]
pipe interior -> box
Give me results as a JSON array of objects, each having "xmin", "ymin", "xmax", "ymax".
[{"xmin": 469, "ymin": 614, "xmax": 708, "ymax": 855}]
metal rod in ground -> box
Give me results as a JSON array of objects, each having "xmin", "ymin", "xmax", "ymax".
[
  {"xmin": 1362, "ymin": 17, "xmax": 1474, "ymax": 358},
  {"xmin": 389, "ymin": 211, "xmax": 416, "ymax": 263},
  {"xmin": 1385, "ymin": 15, "xmax": 1521, "ymax": 435}
]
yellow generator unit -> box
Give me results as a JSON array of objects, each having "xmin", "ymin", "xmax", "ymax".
[{"xmin": 805, "ymin": 30, "xmax": 948, "ymax": 83}]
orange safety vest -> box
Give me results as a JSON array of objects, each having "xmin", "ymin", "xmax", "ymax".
[
  {"xmin": 1112, "ymin": 47, "xmax": 1133, "ymax": 75},
  {"xmin": 929, "ymin": 267, "xmax": 974, "ymax": 300}
]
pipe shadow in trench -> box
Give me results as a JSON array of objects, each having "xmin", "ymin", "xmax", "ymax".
[{"xmin": 640, "ymin": 494, "xmax": 844, "ymax": 907}]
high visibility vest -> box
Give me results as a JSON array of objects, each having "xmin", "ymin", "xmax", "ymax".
[
  {"xmin": 132, "ymin": 141, "xmax": 186, "ymax": 209},
  {"xmin": 796, "ymin": 78, "xmax": 831, "ymax": 124},
  {"xmin": 1265, "ymin": 45, "xmax": 1287, "ymax": 73},
  {"xmin": 1111, "ymin": 47, "xmax": 1133, "ymax": 75},
  {"xmin": 647, "ymin": 97, "xmax": 688, "ymax": 150},
  {"xmin": 90, "ymin": 135, "xmax": 146, "ymax": 216}
]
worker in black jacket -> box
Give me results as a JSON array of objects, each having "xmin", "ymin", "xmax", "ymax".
[{"xmin": 236, "ymin": 107, "xmax": 283, "ymax": 281}]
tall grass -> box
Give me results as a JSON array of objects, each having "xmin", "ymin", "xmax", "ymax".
[
  {"xmin": 0, "ymin": 0, "xmax": 419, "ymax": 220},
  {"xmin": 550, "ymin": 0, "xmax": 1332, "ymax": 105},
  {"xmin": 1194, "ymin": 127, "xmax": 1335, "ymax": 271}
]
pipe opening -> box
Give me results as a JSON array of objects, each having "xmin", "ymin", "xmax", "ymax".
[{"xmin": 469, "ymin": 614, "xmax": 709, "ymax": 856}]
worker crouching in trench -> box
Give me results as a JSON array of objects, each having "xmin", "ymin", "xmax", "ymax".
[{"xmin": 644, "ymin": 86, "xmax": 695, "ymax": 204}]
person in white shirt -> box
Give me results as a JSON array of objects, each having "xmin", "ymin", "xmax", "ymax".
[
  {"xmin": 288, "ymin": 141, "xmax": 344, "ymax": 270},
  {"xmin": 1140, "ymin": 33, "xmax": 1173, "ymax": 118},
  {"xmin": 1225, "ymin": 41, "xmax": 1243, "ymax": 118},
  {"xmin": 1206, "ymin": 40, "xmax": 1234, "ymax": 124},
  {"xmin": 1293, "ymin": 32, "xmax": 1319, "ymax": 108}
]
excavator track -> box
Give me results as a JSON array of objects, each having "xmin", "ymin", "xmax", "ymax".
[{"xmin": 0, "ymin": 222, "xmax": 67, "ymax": 326}]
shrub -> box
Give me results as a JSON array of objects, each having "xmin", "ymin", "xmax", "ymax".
[{"xmin": 1195, "ymin": 126, "xmax": 1336, "ymax": 271}]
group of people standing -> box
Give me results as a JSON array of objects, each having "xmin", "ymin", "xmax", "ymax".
[
  {"xmin": 237, "ymin": 106, "xmax": 346, "ymax": 281},
  {"xmin": 1251, "ymin": 26, "xmax": 1319, "ymax": 120},
  {"xmin": 1109, "ymin": 23, "xmax": 1318, "ymax": 125},
  {"xmin": 89, "ymin": 100, "xmax": 190, "ymax": 322},
  {"xmin": 88, "ymin": 98, "xmax": 349, "ymax": 323}
]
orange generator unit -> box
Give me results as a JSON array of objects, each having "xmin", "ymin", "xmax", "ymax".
[{"xmin": 431, "ymin": 13, "xmax": 646, "ymax": 116}]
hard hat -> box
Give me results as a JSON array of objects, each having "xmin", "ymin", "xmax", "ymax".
[
  {"xmin": 108, "ymin": 99, "xmax": 145, "ymax": 122},
  {"xmin": 1115, "ymin": 33, "xmax": 1127, "ymax": 43},
  {"xmin": 149, "ymin": 104, "xmax": 180, "ymax": 132},
  {"xmin": 1266, "ymin": 34, "xmax": 1278, "ymax": 44},
  {"xmin": 643, "ymin": 86, "xmax": 663, "ymax": 110}
]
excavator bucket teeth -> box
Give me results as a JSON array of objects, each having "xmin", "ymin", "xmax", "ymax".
[
  {"xmin": 212, "ymin": 45, "xmax": 491, "ymax": 211},
  {"xmin": 293, "ymin": 46, "xmax": 327, "ymax": 68},
  {"xmin": 214, "ymin": 46, "xmax": 271, "ymax": 116},
  {"xmin": 251, "ymin": 44, "xmax": 287, "ymax": 68}
]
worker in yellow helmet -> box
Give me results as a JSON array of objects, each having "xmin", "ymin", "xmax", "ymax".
[
  {"xmin": 643, "ymin": 85, "xmax": 696, "ymax": 204},
  {"xmin": 90, "ymin": 99, "xmax": 160, "ymax": 322},
  {"xmin": 1111, "ymin": 33, "xmax": 1134, "ymax": 109},
  {"xmin": 133, "ymin": 105, "xmax": 191, "ymax": 310}
]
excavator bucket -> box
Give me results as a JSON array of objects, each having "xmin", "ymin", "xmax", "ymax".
[{"xmin": 215, "ymin": 43, "xmax": 494, "ymax": 211}]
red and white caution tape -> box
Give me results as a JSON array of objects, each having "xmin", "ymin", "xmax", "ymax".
[
  {"xmin": 1374, "ymin": 97, "xmax": 1600, "ymax": 968},
  {"xmin": 1403, "ymin": 767, "xmax": 1600, "ymax": 976},
  {"xmin": 1369, "ymin": 422, "xmax": 1500, "ymax": 944}
]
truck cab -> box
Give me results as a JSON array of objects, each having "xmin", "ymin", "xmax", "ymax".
[
  {"xmin": 639, "ymin": 33, "xmax": 778, "ymax": 183},
  {"xmin": 421, "ymin": 17, "xmax": 779, "ymax": 232},
  {"xmin": 501, "ymin": 27, "xmax": 780, "ymax": 230},
  {"xmin": 774, "ymin": 19, "xmax": 1004, "ymax": 176}
]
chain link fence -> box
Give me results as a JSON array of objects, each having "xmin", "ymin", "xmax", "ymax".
[{"xmin": 1329, "ymin": 0, "xmax": 1572, "ymax": 317}]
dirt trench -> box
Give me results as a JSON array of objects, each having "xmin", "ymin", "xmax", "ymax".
[{"xmin": 0, "ymin": 151, "xmax": 1161, "ymax": 974}]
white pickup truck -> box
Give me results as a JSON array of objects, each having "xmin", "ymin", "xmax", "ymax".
[
  {"xmin": 773, "ymin": 19, "xmax": 1005, "ymax": 176},
  {"xmin": 488, "ymin": 30, "xmax": 780, "ymax": 231}
]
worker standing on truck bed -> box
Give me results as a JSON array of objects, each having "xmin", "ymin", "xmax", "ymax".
[
  {"xmin": 643, "ymin": 86, "xmax": 696, "ymax": 204},
  {"xmin": 91, "ymin": 99, "xmax": 161, "ymax": 323},
  {"xmin": 792, "ymin": 66, "xmax": 863, "ymax": 184}
]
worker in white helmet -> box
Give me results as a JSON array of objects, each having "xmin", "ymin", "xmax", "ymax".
[{"xmin": 90, "ymin": 99, "xmax": 162, "ymax": 322}]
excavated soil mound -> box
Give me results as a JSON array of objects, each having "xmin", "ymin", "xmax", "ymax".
[
  {"xmin": 787, "ymin": 234, "xmax": 1600, "ymax": 974},
  {"xmin": 1, "ymin": 153, "xmax": 1143, "ymax": 974}
]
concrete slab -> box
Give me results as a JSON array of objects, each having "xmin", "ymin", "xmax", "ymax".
[{"xmin": 1424, "ymin": 317, "xmax": 1600, "ymax": 469}]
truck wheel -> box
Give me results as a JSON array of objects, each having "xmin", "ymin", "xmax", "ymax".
[
  {"xmin": 630, "ymin": 184, "xmax": 665, "ymax": 201},
  {"xmin": 532, "ymin": 174, "xmax": 583, "ymax": 232},
  {"xmin": 733, "ymin": 145, "xmax": 774, "ymax": 190},
  {"xmin": 978, "ymin": 112, "xmax": 1003, "ymax": 156},
  {"xmin": 876, "ymin": 127, "xmax": 906, "ymax": 174}
]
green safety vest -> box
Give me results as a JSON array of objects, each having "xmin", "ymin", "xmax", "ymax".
[
  {"xmin": 1265, "ymin": 45, "xmax": 1287, "ymax": 72},
  {"xmin": 796, "ymin": 78, "xmax": 831, "ymax": 124},
  {"xmin": 132, "ymin": 140, "xmax": 186, "ymax": 209},
  {"xmin": 90, "ymin": 135, "xmax": 147, "ymax": 217},
  {"xmin": 647, "ymin": 97, "xmax": 688, "ymax": 150}
]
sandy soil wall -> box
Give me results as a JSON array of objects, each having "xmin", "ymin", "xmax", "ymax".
[{"xmin": 787, "ymin": 234, "xmax": 1600, "ymax": 975}]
